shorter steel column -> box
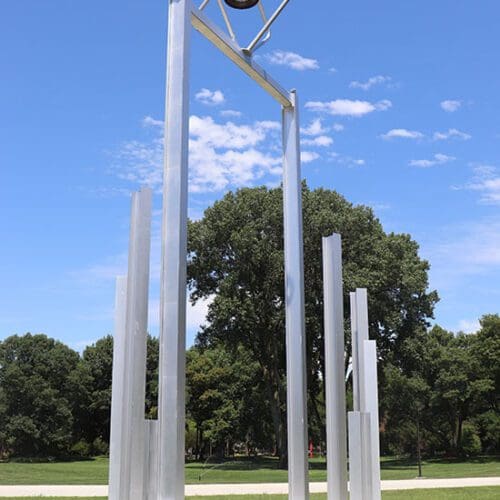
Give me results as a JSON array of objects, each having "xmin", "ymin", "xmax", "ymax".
[
  {"xmin": 108, "ymin": 276, "xmax": 128, "ymax": 500},
  {"xmin": 362, "ymin": 340, "xmax": 381, "ymax": 500},
  {"xmin": 125, "ymin": 188, "xmax": 153, "ymax": 500},
  {"xmin": 348, "ymin": 411, "xmax": 373, "ymax": 500},
  {"xmin": 322, "ymin": 234, "xmax": 348, "ymax": 500},
  {"xmin": 282, "ymin": 90, "xmax": 309, "ymax": 500}
]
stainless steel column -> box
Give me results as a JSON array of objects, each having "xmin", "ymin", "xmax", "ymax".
[
  {"xmin": 322, "ymin": 234, "xmax": 348, "ymax": 500},
  {"xmin": 282, "ymin": 90, "xmax": 309, "ymax": 500},
  {"xmin": 158, "ymin": 1, "xmax": 191, "ymax": 499},
  {"xmin": 108, "ymin": 276, "xmax": 127, "ymax": 500}
]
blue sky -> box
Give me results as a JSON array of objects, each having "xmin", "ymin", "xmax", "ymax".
[{"xmin": 1, "ymin": 0, "xmax": 499, "ymax": 350}]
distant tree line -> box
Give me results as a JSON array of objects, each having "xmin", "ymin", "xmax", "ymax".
[{"xmin": 0, "ymin": 185, "xmax": 498, "ymax": 460}]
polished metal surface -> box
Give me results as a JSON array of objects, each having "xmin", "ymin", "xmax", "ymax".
[
  {"xmin": 108, "ymin": 276, "xmax": 128, "ymax": 500},
  {"xmin": 323, "ymin": 234, "xmax": 348, "ymax": 500},
  {"xmin": 158, "ymin": 1, "xmax": 192, "ymax": 499},
  {"xmin": 348, "ymin": 411, "xmax": 373, "ymax": 500},
  {"xmin": 283, "ymin": 90, "xmax": 309, "ymax": 500},
  {"xmin": 362, "ymin": 340, "xmax": 381, "ymax": 500},
  {"xmin": 126, "ymin": 189, "xmax": 152, "ymax": 500}
]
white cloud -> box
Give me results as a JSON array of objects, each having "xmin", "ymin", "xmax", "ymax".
[
  {"xmin": 264, "ymin": 50, "xmax": 319, "ymax": 71},
  {"xmin": 461, "ymin": 165, "xmax": 500, "ymax": 205},
  {"xmin": 329, "ymin": 67, "xmax": 338, "ymax": 74},
  {"xmin": 142, "ymin": 116, "xmax": 163, "ymax": 128},
  {"xmin": 113, "ymin": 115, "xmax": 283, "ymax": 194},
  {"xmin": 441, "ymin": 100, "xmax": 462, "ymax": 112},
  {"xmin": 195, "ymin": 88, "xmax": 225, "ymax": 106},
  {"xmin": 332, "ymin": 123, "xmax": 345, "ymax": 132},
  {"xmin": 301, "ymin": 118, "xmax": 328, "ymax": 136},
  {"xmin": 350, "ymin": 75, "xmax": 391, "ymax": 91},
  {"xmin": 305, "ymin": 99, "xmax": 392, "ymax": 117},
  {"xmin": 381, "ymin": 128, "xmax": 424, "ymax": 140},
  {"xmin": 301, "ymin": 151, "xmax": 320, "ymax": 163},
  {"xmin": 220, "ymin": 109, "xmax": 242, "ymax": 118},
  {"xmin": 409, "ymin": 153, "xmax": 455, "ymax": 168},
  {"xmin": 301, "ymin": 135, "xmax": 333, "ymax": 147},
  {"xmin": 433, "ymin": 128, "xmax": 471, "ymax": 141}
]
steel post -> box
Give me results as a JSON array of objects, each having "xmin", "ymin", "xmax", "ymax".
[
  {"xmin": 322, "ymin": 234, "xmax": 348, "ymax": 500},
  {"xmin": 362, "ymin": 340, "xmax": 381, "ymax": 500},
  {"xmin": 126, "ymin": 189, "xmax": 153, "ymax": 500},
  {"xmin": 282, "ymin": 90, "xmax": 309, "ymax": 500},
  {"xmin": 108, "ymin": 276, "xmax": 128, "ymax": 500},
  {"xmin": 158, "ymin": 1, "xmax": 191, "ymax": 499}
]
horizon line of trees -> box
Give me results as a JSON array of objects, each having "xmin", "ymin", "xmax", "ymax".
[
  {"xmin": 0, "ymin": 317, "xmax": 498, "ymax": 460},
  {"xmin": 1, "ymin": 185, "xmax": 498, "ymax": 461}
]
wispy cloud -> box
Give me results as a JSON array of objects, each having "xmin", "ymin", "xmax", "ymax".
[
  {"xmin": 458, "ymin": 165, "xmax": 500, "ymax": 205},
  {"xmin": 433, "ymin": 128, "xmax": 471, "ymax": 141},
  {"xmin": 457, "ymin": 319, "xmax": 480, "ymax": 334},
  {"xmin": 195, "ymin": 88, "xmax": 225, "ymax": 106},
  {"xmin": 264, "ymin": 50, "xmax": 319, "ymax": 71},
  {"xmin": 220, "ymin": 109, "xmax": 242, "ymax": 118},
  {"xmin": 301, "ymin": 135, "xmax": 333, "ymax": 147},
  {"xmin": 350, "ymin": 75, "xmax": 391, "ymax": 91},
  {"xmin": 409, "ymin": 153, "xmax": 455, "ymax": 168},
  {"xmin": 305, "ymin": 99, "xmax": 392, "ymax": 117},
  {"xmin": 329, "ymin": 152, "xmax": 365, "ymax": 167},
  {"xmin": 381, "ymin": 128, "xmax": 424, "ymax": 140},
  {"xmin": 440, "ymin": 100, "xmax": 462, "ymax": 112}
]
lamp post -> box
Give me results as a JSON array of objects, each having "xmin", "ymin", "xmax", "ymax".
[{"xmin": 159, "ymin": 2, "xmax": 309, "ymax": 499}]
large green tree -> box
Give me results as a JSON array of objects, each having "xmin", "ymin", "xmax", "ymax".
[
  {"xmin": 0, "ymin": 334, "xmax": 80, "ymax": 457},
  {"xmin": 188, "ymin": 184, "xmax": 437, "ymax": 464}
]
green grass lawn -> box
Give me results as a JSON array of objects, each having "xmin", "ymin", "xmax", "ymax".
[
  {"xmin": 1, "ymin": 487, "xmax": 500, "ymax": 499},
  {"xmin": 0, "ymin": 455, "xmax": 498, "ymax": 485}
]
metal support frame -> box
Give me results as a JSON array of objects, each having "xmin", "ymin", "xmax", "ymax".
[
  {"xmin": 156, "ymin": 2, "xmax": 308, "ymax": 499},
  {"xmin": 322, "ymin": 234, "xmax": 348, "ymax": 500},
  {"xmin": 283, "ymin": 90, "xmax": 309, "ymax": 500}
]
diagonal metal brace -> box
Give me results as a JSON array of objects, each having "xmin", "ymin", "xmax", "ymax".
[{"xmin": 191, "ymin": 5, "xmax": 293, "ymax": 108}]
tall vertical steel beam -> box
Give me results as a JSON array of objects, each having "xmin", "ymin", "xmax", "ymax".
[
  {"xmin": 108, "ymin": 276, "xmax": 128, "ymax": 500},
  {"xmin": 126, "ymin": 188, "xmax": 153, "ymax": 500},
  {"xmin": 158, "ymin": 1, "xmax": 191, "ymax": 499},
  {"xmin": 282, "ymin": 90, "xmax": 309, "ymax": 500},
  {"xmin": 322, "ymin": 234, "xmax": 348, "ymax": 500}
]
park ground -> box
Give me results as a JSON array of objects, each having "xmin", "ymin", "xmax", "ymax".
[{"xmin": 0, "ymin": 456, "xmax": 498, "ymax": 485}]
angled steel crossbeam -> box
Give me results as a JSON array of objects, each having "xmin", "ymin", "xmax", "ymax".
[{"xmin": 190, "ymin": 5, "xmax": 292, "ymax": 107}]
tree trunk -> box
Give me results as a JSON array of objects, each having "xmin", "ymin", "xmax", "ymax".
[{"xmin": 263, "ymin": 364, "xmax": 288, "ymax": 468}]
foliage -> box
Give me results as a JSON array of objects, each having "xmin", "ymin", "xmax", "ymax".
[
  {"xmin": 187, "ymin": 184, "xmax": 438, "ymax": 463},
  {"xmin": 0, "ymin": 334, "xmax": 80, "ymax": 457}
]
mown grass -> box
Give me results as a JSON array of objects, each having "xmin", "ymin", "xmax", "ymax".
[
  {"xmin": 0, "ymin": 455, "xmax": 498, "ymax": 485},
  {"xmin": 1, "ymin": 487, "xmax": 500, "ymax": 499}
]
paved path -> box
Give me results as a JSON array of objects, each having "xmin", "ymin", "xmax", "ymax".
[{"xmin": 0, "ymin": 477, "xmax": 499, "ymax": 497}]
